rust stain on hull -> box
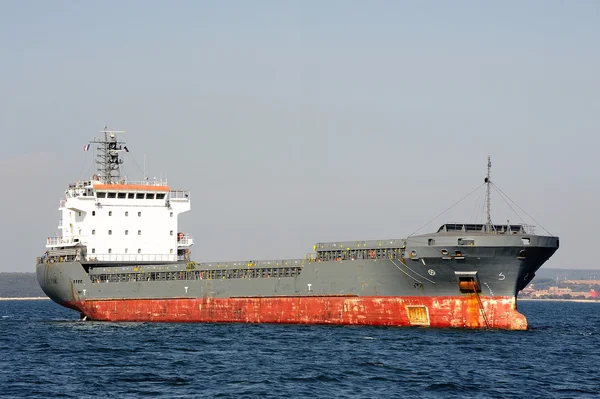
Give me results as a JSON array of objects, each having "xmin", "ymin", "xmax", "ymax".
[{"xmin": 66, "ymin": 295, "xmax": 528, "ymax": 330}]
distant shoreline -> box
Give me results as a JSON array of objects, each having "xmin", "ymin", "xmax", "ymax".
[
  {"xmin": 0, "ymin": 297, "xmax": 50, "ymax": 301},
  {"xmin": 519, "ymin": 298, "xmax": 600, "ymax": 303}
]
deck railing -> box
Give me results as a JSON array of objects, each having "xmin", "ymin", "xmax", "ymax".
[
  {"xmin": 170, "ymin": 190, "xmax": 190, "ymax": 200},
  {"xmin": 177, "ymin": 235, "xmax": 194, "ymax": 246},
  {"xmin": 47, "ymin": 237, "xmax": 84, "ymax": 246}
]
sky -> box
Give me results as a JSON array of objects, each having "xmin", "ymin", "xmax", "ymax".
[{"xmin": 0, "ymin": 1, "xmax": 598, "ymax": 272}]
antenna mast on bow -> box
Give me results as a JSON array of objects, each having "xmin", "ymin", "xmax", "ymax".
[{"xmin": 485, "ymin": 155, "xmax": 493, "ymax": 232}]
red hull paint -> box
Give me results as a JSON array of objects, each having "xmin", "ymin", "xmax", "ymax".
[{"xmin": 67, "ymin": 295, "xmax": 528, "ymax": 330}]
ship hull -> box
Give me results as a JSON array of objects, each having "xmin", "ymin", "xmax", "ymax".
[
  {"xmin": 37, "ymin": 234, "xmax": 558, "ymax": 330},
  {"xmin": 63, "ymin": 295, "xmax": 526, "ymax": 329}
]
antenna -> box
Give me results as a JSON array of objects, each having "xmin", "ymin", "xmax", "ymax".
[
  {"xmin": 484, "ymin": 155, "xmax": 493, "ymax": 232},
  {"xmin": 90, "ymin": 126, "xmax": 127, "ymax": 184}
]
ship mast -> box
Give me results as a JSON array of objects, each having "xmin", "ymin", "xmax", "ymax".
[
  {"xmin": 90, "ymin": 126, "xmax": 126, "ymax": 184},
  {"xmin": 485, "ymin": 155, "xmax": 493, "ymax": 232}
]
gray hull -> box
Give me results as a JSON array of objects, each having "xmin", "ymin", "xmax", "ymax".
[{"xmin": 37, "ymin": 233, "xmax": 558, "ymax": 329}]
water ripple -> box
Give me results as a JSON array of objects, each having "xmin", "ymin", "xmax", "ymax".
[{"xmin": 1, "ymin": 300, "xmax": 599, "ymax": 398}]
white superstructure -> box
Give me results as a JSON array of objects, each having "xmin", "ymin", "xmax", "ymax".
[{"xmin": 46, "ymin": 128, "xmax": 193, "ymax": 262}]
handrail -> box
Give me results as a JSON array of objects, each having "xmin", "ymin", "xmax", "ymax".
[
  {"xmin": 47, "ymin": 236, "xmax": 87, "ymax": 246},
  {"xmin": 170, "ymin": 190, "xmax": 190, "ymax": 200},
  {"xmin": 177, "ymin": 235, "xmax": 194, "ymax": 246}
]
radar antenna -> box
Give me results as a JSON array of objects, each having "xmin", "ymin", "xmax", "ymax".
[
  {"xmin": 484, "ymin": 155, "xmax": 493, "ymax": 232},
  {"xmin": 90, "ymin": 126, "xmax": 127, "ymax": 184}
]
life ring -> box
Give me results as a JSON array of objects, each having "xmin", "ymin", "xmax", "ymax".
[{"xmin": 368, "ymin": 250, "xmax": 375, "ymax": 259}]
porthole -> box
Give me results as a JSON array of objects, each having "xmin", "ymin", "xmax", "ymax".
[
  {"xmin": 518, "ymin": 250, "xmax": 527, "ymax": 258},
  {"xmin": 441, "ymin": 249, "xmax": 448, "ymax": 256}
]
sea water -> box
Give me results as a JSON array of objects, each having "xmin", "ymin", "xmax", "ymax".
[{"xmin": 0, "ymin": 300, "xmax": 598, "ymax": 398}]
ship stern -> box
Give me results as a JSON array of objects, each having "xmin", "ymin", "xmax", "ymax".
[{"xmin": 36, "ymin": 260, "xmax": 86, "ymax": 311}]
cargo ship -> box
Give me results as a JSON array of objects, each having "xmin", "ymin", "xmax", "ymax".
[{"xmin": 37, "ymin": 128, "xmax": 559, "ymax": 329}]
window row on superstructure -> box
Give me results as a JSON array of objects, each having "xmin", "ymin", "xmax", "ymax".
[
  {"xmin": 89, "ymin": 248, "xmax": 175, "ymax": 255},
  {"xmin": 96, "ymin": 192, "xmax": 166, "ymax": 200},
  {"xmin": 90, "ymin": 229, "xmax": 178, "ymax": 236},
  {"xmin": 87, "ymin": 210, "xmax": 174, "ymax": 217}
]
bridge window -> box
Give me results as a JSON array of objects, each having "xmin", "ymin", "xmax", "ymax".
[
  {"xmin": 138, "ymin": 230, "xmax": 141, "ymax": 235},
  {"xmin": 107, "ymin": 192, "xmax": 116, "ymax": 199},
  {"xmin": 157, "ymin": 193, "xmax": 165, "ymax": 199},
  {"xmin": 128, "ymin": 193, "xmax": 135, "ymax": 199},
  {"xmin": 428, "ymin": 239, "xmax": 435, "ymax": 246},
  {"xmin": 108, "ymin": 248, "xmax": 112, "ymax": 254},
  {"xmin": 109, "ymin": 211, "xmax": 112, "ymax": 216},
  {"xmin": 108, "ymin": 230, "xmax": 112, "ymax": 235},
  {"xmin": 138, "ymin": 249, "xmax": 141, "ymax": 254},
  {"xmin": 138, "ymin": 212, "xmax": 141, "ymax": 217},
  {"xmin": 136, "ymin": 193, "xmax": 144, "ymax": 199},
  {"xmin": 170, "ymin": 230, "xmax": 173, "ymax": 236},
  {"xmin": 170, "ymin": 212, "xmax": 173, "ymax": 217},
  {"xmin": 97, "ymin": 192, "xmax": 106, "ymax": 198},
  {"xmin": 92, "ymin": 211, "xmax": 96, "ymax": 216},
  {"xmin": 146, "ymin": 193, "xmax": 155, "ymax": 200},
  {"xmin": 125, "ymin": 211, "xmax": 128, "ymax": 216},
  {"xmin": 125, "ymin": 248, "xmax": 128, "ymax": 253},
  {"xmin": 92, "ymin": 230, "xmax": 96, "ymax": 235},
  {"xmin": 91, "ymin": 248, "xmax": 95, "ymax": 254},
  {"xmin": 118, "ymin": 193, "xmax": 126, "ymax": 199},
  {"xmin": 125, "ymin": 230, "xmax": 128, "ymax": 235}
]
